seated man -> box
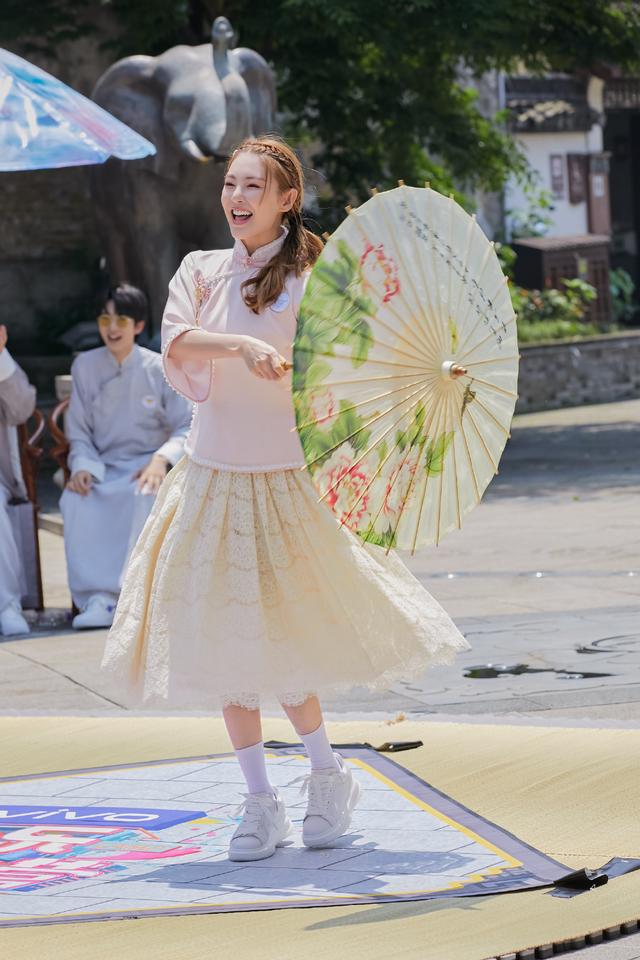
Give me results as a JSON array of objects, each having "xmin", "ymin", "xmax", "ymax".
[
  {"xmin": 61, "ymin": 284, "xmax": 192, "ymax": 629},
  {"xmin": 0, "ymin": 323, "xmax": 37, "ymax": 636}
]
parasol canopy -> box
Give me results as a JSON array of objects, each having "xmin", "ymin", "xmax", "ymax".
[
  {"xmin": 292, "ymin": 184, "xmax": 519, "ymax": 553},
  {"xmin": 0, "ymin": 47, "xmax": 155, "ymax": 171}
]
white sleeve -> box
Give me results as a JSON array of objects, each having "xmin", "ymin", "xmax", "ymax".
[{"xmin": 161, "ymin": 254, "xmax": 214, "ymax": 403}]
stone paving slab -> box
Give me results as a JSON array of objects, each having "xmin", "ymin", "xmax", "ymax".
[{"xmin": 1, "ymin": 398, "xmax": 638, "ymax": 731}]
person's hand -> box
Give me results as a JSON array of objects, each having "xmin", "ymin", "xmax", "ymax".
[
  {"xmin": 132, "ymin": 454, "xmax": 169, "ymax": 494},
  {"xmin": 0, "ymin": 325, "xmax": 7, "ymax": 354},
  {"xmin": 66, "ymin": 470, "xmax": 93, "ymax": 496},
  {"xmin": 240, "ymin": 337, "xmax": 287, "ymax": 381}
]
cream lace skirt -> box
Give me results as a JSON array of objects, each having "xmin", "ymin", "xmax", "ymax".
[{"xmin": 101, "ymin": 456, "xmax": 470, "ymax": 710}]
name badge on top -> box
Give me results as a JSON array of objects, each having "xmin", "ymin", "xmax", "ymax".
[{"xmin": 271, "ymin": 290, "xmax": 290, "ymax": 313}]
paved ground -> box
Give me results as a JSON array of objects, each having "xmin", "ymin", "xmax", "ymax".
[
  {"xmin": 1, "ymin": 398, "xmax": 639, "ymax": 958},
  {"xmin": 4, "ymin": 398, "xmax": 638, "ymax": 725}
]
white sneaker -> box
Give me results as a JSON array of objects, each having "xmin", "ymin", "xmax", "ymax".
[
  {"xmin": 72, "ymin": 594, "xmax": 116, "ymax": 630},
  {"xmin": 0, "ymin": 602, "xmax": 30, "ymax": 637},
  {"xmin": 228, "ymin": 790, "xmax": 292, "ymax": 862},
  {"xmin": 292, "ymin": 753, "xmax": 362, "ymax": 848}
]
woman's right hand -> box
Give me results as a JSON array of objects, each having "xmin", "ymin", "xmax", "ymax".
[{"xmin": 240, "ymin": 337, "xmax": 287, "ymax": 381}]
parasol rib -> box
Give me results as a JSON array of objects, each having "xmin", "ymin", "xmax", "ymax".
[
  {"xmin": 347, "ymin": 206, "xmax": 442, "ymax": 362},
  {"xmin": 463, "ymin": 354, "xmax": 516, "ymax": 368},
  {"xmin": 301, "ymin": 301, "xmax": 434, "ymax": 368},
  {"xmin": 359, "ymin": 389, "xmax": 442, "ymax": 551},
  {"xmin": 467, "ymin": 393, "xmax": 512, "ymax": 439},
  {"xmin": 296, "ymin": 348, "xmax": 431, "ymax": 373},
  {"xmin": 369, "ymin": 190, "xmax": 444, "ymax": 361},
  {"xmin": 405, "ymin": 390, "xmax": 449, "ymax": 553},
  {"xmin": 447, "ymin": 388, "xmax": 463, "ymax": 533},
  {"xmin": 293, "ymin": 370, "xmax": 441, "ymax": 393},
  {"xmin": 321, "ymin": 380, "xmax": 441, "ymax": 511},
  {"xmin": 384, "ymin": 383, "xmax": 449, "ymax": 552},
  {"xmin": 450, "ymin": 238, "xmax": 495, "ymax": 347},
  {"xmin": 454, "ymin": 275, "xmax": 510, "ymax": 361},
  {"xmin": 295, "ymin": 373, "xmax": 434, "ymax": 430},
  {"xmin": 452, "ymin": 378, "xmax": 482, "ymax": 504},
  {"xmin": 307, "ymin": 377, "xmax": 440, "ymax": 475},
  {"xmin": 461, "ymin": 402, "xmax": 499, "ymax": 472},
  {"xmin": 459, "ymin": 374, "xmax": 517, "ymax": 400}
]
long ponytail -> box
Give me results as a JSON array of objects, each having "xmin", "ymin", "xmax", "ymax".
[{"xmin": 226, "ymin": 136, "xmax": 323, "ymax": 314}]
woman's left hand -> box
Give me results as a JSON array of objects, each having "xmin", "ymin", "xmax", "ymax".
[{"xmin": 133, "ymin": 454, "xmax": 169, "ymax": 494}]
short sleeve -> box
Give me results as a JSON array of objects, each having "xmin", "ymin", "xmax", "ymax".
[{"xmin": 161, "ymin": 253, "xmax": 213, "ymax": 403}]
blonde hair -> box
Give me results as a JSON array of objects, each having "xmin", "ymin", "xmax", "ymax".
[{"xmin": 226, "ymin": 135, "xmax": 323, "ymax": 314}]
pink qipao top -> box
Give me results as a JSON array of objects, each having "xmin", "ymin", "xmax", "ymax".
[{"xmin": 161, "ymin": 230, "xmax": 310, "ymax": 471}]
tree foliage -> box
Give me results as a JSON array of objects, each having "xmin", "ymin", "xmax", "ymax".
[{"xmin": 3, "ymin": 0, "xmax": 640, "ymax": 226}]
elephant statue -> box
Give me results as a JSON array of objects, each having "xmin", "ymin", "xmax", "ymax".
[{"xmin": 89, "ymin": 16, "xmax": 276, "ymax": 329}]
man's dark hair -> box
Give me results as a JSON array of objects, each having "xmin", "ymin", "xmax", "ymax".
[{"xmin": 107, "ymin": 283, "xmax": 149, "ymax": 326}]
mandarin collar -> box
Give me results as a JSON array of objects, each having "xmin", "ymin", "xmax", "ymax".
[
  {"xmin": 104, "ymin": 343, "xmax": 140, "ymax": 371},
  {"xmin": 231, "ymin": 226, "xmax": 287, "ymax": 268}
]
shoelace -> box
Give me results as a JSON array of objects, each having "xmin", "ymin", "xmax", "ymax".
[
  {"xmin": 232, "ymin": 792, "xmax": 276, "ymax": 838},
  {"xmin": 287, "ymin": 770, "xmax": 337, "ymax": 818}
]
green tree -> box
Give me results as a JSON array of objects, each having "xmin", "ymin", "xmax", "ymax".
[{"xmin": 3, "ymin": 1, "xmax": 640, "ymax": 226}]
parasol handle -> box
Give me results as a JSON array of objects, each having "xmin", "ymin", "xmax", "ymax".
[{"xmin": 442, "ymin": 361, "xmax": 468, "ymax": 379}]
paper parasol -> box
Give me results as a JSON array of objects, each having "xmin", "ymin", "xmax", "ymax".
[
  {"xmin": 0, "ymin": 47, "xmax": 155, "ymax": 171},
  {"xmin": 291, "ymin": 184, "xmax": 519, "ymax": 553}
]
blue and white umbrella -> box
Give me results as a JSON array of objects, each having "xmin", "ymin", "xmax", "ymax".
[{"xmin": 0, "ymin": 47, "xmax": 155, "ymax": 171}]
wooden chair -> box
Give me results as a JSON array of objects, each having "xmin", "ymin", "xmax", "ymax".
[
  {"xmin": 9, "ymin": 409, "xmax": 46, "ymax": 610},
  {"xmin": 48, "ymin": 397, "xmax": 71, "ymax": 481},
  {"xmin": 48, "ymin": 397, "xmax": 80, "ymax": 617}
]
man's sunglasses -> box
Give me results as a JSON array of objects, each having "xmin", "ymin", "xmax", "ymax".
[{"xmin": 97, "ymin": 313, "xmax": 135, "ymax": 327}]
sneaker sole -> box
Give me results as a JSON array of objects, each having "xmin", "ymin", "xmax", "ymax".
[
  {"xmin": 228, "ymin": 815, "xmax": 293, "ymax": 862},
  {"xmin": 303, "ymin": 780, "xmax": 362, "ymax": 848}
]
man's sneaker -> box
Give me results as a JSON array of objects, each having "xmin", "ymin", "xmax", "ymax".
[
  {"xmin": 291, "ymin": 752, "xmax": 362, "ymax": 848},
  {"xmin": 72, "ymin": 594, "xmax": 116, "ymax": 630},
  {"xmin": 0, "ymin": 602, "xmax": 29, "ymax": 637},
  {"xmin": 228, "ymin": 790, "xmax": 292, "ymax": 862}
]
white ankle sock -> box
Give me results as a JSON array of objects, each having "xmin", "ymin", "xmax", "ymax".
[
  {"xmin": 300, "ymin": 722, "xmax": 340, "ymax": 772},
  {"xmin": 234, "ymin": 741, "xmax": 275, "ymax": 796}
]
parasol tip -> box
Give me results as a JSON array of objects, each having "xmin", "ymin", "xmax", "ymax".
[
  {"xmin": 322, "ymin": 231, "xmax": 331, "ymax": 241},
  {"xmin": 370, "ymin": 186, "xmax": 379, "ymax": 195},
  {"xmin": 424, "ymin": 180, "xmax": 431, "ymax": 189},
  {"xmin": 345, "ymin": 204, "xmax": 354, "ymax": 214},
  {"xmin": 397, "ymin": 179, "xmax": 405, "ymax": 187}
]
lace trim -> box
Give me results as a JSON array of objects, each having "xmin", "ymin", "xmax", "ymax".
[
  {"xmin": 161, "ymin": 326, "xmax": 213, "ymax": 403},
  {"xmin": 185, "ymin": 447, "xmax": 306, "ymax": 473},
  {"xmin": 220, "ymin": 690, "xmax": 317, "ymax": 710},
  {"xmin": 103, "ymin": 458, "xmax": 471, "ymax": 712}
]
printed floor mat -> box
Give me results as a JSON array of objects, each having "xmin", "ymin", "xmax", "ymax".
[{"xmin": 0, "ymin": 743, "xmax": 570, "ymax": 926}]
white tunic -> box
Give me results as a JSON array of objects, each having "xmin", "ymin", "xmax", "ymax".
[
  {"xmin": 60, "ymin": 345, "xmax": 192, "ymax": 609},
  {"xmin": 0, "ymin": 349, "xmax": 36, "ymax": 613}
]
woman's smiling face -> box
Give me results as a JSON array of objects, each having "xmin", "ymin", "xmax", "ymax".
[{"xmin": 221, "ymin": 151, "xmax": 297, "ymax": 254}]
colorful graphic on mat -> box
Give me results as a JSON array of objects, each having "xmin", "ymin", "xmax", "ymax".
[{"xmin": 0, "ymin": 746, "xmax": 568, "ymax": 925}]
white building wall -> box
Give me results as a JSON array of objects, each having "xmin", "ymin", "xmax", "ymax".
[{"xmin": 505, "ymin": 130, "xmax": 601, "ymax": 237}]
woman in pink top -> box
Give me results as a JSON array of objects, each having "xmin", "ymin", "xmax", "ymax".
[{"xmin": 102, "ymin": 136, "xmax": 470, "ymax": 862}]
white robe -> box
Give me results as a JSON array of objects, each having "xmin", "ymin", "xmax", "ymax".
[
  {"xmin": 0, "ymin": 349, "xmax": 37, "ymax": 613},
  {"xmin": 60, "ymin": 345, "xmax": 192, "ymax": 609}
]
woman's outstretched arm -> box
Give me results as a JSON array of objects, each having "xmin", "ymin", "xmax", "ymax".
[{"xmin": 169, "ymin": 330, "xmax": 286, "ymax": 381}]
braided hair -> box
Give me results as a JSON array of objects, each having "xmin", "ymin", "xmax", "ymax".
[{"xmin": 226, "ymin": 136, "xmax": 323, "ymax": 314}]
